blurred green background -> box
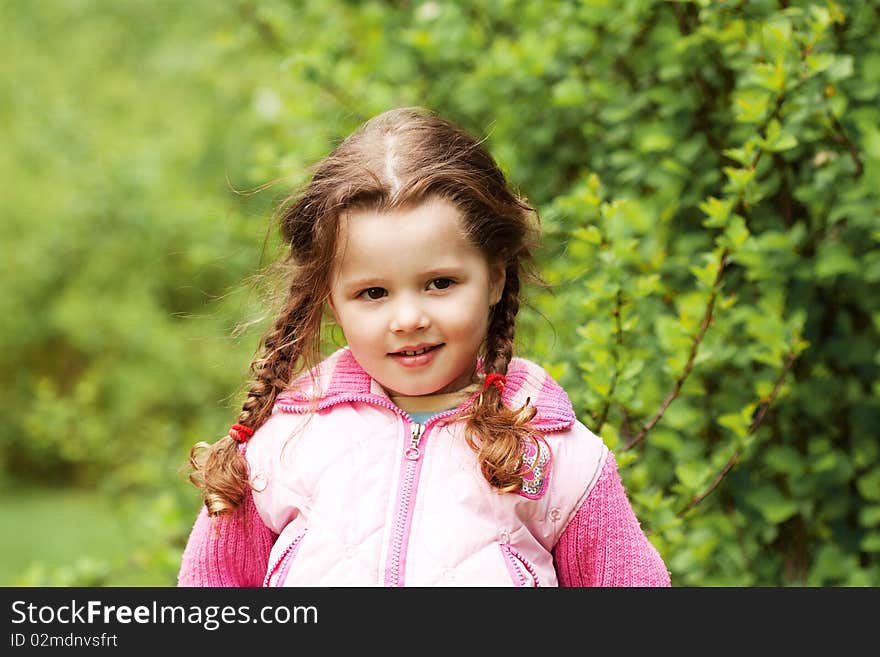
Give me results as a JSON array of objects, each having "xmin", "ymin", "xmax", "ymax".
[{"xmin": 2, "ymin": 0, "xmax": 878, "ymax": 586}]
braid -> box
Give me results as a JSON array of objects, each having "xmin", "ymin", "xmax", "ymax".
[
  {"xmin": 483, "ymin": 265, "xmax": 520, "ymax": 378},
  {"xmin": 238, "ymin": 292, "xmax": 310, "ymax": 428},
  {"xmin": 461, "ymin": 267, "xmax": 538, "ymax": 492},
  {"xmin": 188, "ymin": 284, "xmax": 320, "ymax": 516}
]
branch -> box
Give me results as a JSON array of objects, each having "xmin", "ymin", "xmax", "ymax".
[
  {"xmin": 681, "ymin": 451, "xmax": 740, "ymax": 518},
  {"xmin": 677, "ymin": 350, "xmax": 798, "ymax": 516},
  {"xmin": 624, "ymin": 249, "xmax": 729, "ymax": 450},
  {"xmin": 623, "ymin": 78, "xmax": 793, "ymax": 451},
  {"xmin": 828, "ymin": 113, "xmax": 864, "ymax": 178},
  {"xmin": 748, "ymin": 351, "xmax": 797, "ymax": 434},
  {"xmin": 773, "ymin": 152, "xmax": 794, "ymax": 229},
  {"xmin": 593, "ymin": 289, "xmax": 624, "ymax": 434}
]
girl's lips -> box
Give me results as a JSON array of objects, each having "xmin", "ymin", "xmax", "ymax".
[{"xmin": 389, "ymin": 344, "xmax": 442, "ymax": 368}]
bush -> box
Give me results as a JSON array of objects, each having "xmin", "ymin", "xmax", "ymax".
[{"xmin": 3, "ymin": 0, "xmax": 877, "ymax": 585}]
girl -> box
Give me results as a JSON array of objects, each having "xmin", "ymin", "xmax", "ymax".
[{"xmin": 178, "ymin": 107, "xmax": 670, "ymax": 587}]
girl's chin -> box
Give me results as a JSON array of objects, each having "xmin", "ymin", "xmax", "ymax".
[
  {"xmin": 382, "ymin": 384, "xmax": 446, "ymax": 398},
  {"xmin": 382, "ymin": 377, "xmax": 475, "ymax": 399}
]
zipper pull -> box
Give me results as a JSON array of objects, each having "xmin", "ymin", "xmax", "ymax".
[{"xmin": 405, "ymin": 423, "xmax": 423, "ymax": 461}]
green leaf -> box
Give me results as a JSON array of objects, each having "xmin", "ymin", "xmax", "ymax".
[
  {"xmin": 723, "ymin": 166, "xmax": 756, "ymax": 193},
  {"xmin": 859, "ymin": 505, "xmax": 880, "ymax": 528},
  {"xmin": 552, "ymin": 77, "xmax": 588, "ymax": 107},
  {"xmin": 764, "ymin": 445, "xmax": 805, "ymax": 477},
  {"xmin": 722, "ymin": 145, "xmax": 755, "ymax": 166},
  {"xmin": 636, "ymin": 123, "xmax": 675, "ymax": 153},
  {"xmin": 815, "ymin": 242, "xmax": 858, "ymax": 278},
  {"xmin": 751, "ymin": 61, "xmax": 785, "ymax": 92},
  {"xmin": 746, "ymin": 484, "xmax": 799, "ymax": 524},
  {"xmin": 655, "ymin": 315, "xmax": 688, "ymax": 351},
  {"xmin": 718, "ymin": 403, "xmax": 757, "ymax": 440},
  {"xmin": 650, "ymin": 429, "xmax": 684, "ymax": 454},
  {"xmin": 761, "ymin": 119, "xmax": 798, "ymax": 152},
  {"xmin": 689, "ymin": 255, "xmax": 720, "ymax": 289},
  {"xmin": 718, "ymin": 215, "xmax": 750, "ymax": 251},
  {"xmin": 675, "ymin": 462, "xmax": 709, "ymax": 490},
  {"xmin": 826, "ymin": 55, "xmax": 855, "ymax": 81},
  {"xmin": 857, "ymin": 467, "xmax": 880, "ymax": 502},
  {"xmin": 860, "ymin": 532, "xmax": 880, "ymax": 553},
  {"xmin": 599, "ymin": 422, "xmax": 620, "ymax": 451},
  {"xmin": 733, "ymin": 88, "xmax": 771, "ymax": 124},
  {"xmin": 699, "ymin": 196, "xmax": 735, "ymax": 228},
  {"xmin": 805, "ymin": 53, "xmax": 836, "ymax": 75},
  {"xmin": 575, "ymin": 225, "xmax": 603, "ymax": 245}
]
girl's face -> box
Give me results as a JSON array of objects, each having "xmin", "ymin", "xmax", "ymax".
[{"xmin": 328, "ymin": 196, "xmax": 505, "ymax": 398}]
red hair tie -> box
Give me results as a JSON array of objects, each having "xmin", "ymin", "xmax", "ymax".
[
  {"xmin": 229, "ymin": 423, "xmax": 255, "ymax": 443},
  {"xmin": 483, "ymin": 373, "xmax": 506, "ymax": 394}
]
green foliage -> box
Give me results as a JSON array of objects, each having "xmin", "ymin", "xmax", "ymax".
[{"xmin": 2, "ymin": 0, "xmax": 877, "ymax": 585}]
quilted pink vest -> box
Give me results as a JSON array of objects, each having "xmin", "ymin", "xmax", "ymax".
[{"xmin": 245, "ymin": 348, "xmax": 608, "ymax": 587}]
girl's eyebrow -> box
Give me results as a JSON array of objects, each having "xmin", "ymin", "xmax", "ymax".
[
  {"xmin": 421, "ymin": 266, "xmax": 466, "ymax": 278},
  {"xmin": 343, "ymin": 267, "xmax": 466, "ymax": 289},
  {"xmin": 343, "ymin": 276, "xmax": 386, "ymax": 290}
]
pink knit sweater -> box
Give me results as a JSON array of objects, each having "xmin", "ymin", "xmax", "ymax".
[{"xmin": 178, "ymin": 452, "xmax": 670, "ymax": 587}]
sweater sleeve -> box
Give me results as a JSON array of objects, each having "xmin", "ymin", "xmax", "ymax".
[
  {"xmin": 177, "ymin": 487, "xmax": 277, "ymax": 587},
  {"xmin": 552, "ymin": 452, "xmax": 671, "ymax": 587}
]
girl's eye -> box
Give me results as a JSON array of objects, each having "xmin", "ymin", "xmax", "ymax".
[
  {"xmin": 429, "ymin": 278, "xmax": 454, "ymax": 290},
  {"xmin": 359, "ymin": 287, "xmax": 387, "ymax": 300}
]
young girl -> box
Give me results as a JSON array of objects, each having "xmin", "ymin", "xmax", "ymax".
[{"xmin": 178, "ymin": 107, "xmax": 671, "ymax": 587}]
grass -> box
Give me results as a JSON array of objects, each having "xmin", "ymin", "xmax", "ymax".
[{"xmin": 0, "ymin": 483, "xmax": 137, "ymax": 586}]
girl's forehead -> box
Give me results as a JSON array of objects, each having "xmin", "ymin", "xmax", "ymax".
[
  {"xmin": 332, "ymin": 198, "xmax": 487, "ymax": 272},
  {"xmin": 337, "ymin": 198, "xmax": 469, "ymax": 244}
]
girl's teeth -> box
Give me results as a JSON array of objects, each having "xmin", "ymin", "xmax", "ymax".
[{"xmin": 402, "ymin": 347, "xmax": 428, "ymax": 356}]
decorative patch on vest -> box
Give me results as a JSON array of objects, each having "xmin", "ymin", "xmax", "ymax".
[{"xmin": 518, "ymin": 436, "xmax": 551, "ymax": 499}]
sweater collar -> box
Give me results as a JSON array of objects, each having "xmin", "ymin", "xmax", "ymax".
[{"xmin": 274, "ymin": 347, "xmax": 576, "ymax": 432}]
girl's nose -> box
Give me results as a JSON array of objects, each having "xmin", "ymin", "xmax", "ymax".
[{"xmin": 390, "ymin": 300, "xmax": 430, "ymax": 333}]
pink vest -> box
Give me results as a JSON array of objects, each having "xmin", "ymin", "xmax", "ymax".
[{"xmin": 245, "ymin": 348, "xmax": 608, "ymax": 587}]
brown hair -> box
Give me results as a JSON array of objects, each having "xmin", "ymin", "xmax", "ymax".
[{"xmin": 188, "ymin": 106, "xmax": 541, "ymax": 515}]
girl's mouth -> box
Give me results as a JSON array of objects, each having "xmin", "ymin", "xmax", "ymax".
[
  {"xmin": 389, "ymin": 344, "xmax": 442, "ymax": 367},
  {"xmin": 397, "ymin": 346, "xmax": 435, "ymax": 356}
]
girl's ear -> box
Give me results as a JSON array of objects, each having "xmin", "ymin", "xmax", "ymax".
[{"xmin": 489, "ymin": 263, "xmax": 506, "ymax": 306}]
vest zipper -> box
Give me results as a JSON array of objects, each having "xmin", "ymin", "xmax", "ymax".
[
  {"xmin": 405, "ymin": 422, "xmax": 423, "ymax": 460},
  {"xmin": 384, "ymin": 409, "xmax": 459, "ymax": 587},
  {"xmin": 385, "ymin": 419, "xmax": 423, "ymax": 586}
]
